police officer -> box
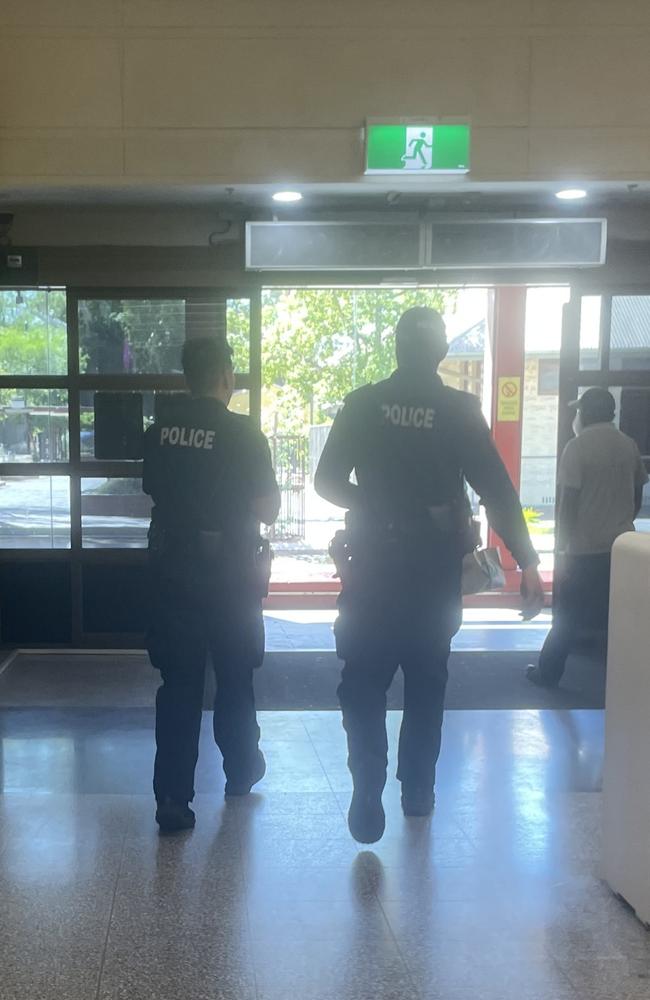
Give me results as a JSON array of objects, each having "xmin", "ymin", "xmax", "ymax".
[
  {"xmin": 315, "ymin": 307, "xmax": 544, "ymax": 844},
  {"xmin": 143, "ymin": 337, "xmax": 280, "ymax": 833}
]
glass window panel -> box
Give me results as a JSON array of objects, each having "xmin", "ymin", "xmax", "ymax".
[
  {"xmin": 0, "ymin": 390, "xmax": 68, "ymax": 462},
  {"xmin": 226, "ymin": 298, "xmax": 251, "ymax": 373},
  {"xmin": 78, "ymin": 298, "xmax": 185, "ymax": 374},
  {"xmin": 81, "ymin": 478, "xmax": 152, "ymax": 548},
  {"xmin": 0, "ymin": 476, "xmax": 70, "ymax": 548},
  {"xmin": 579, "ymin": 295, "xmax": 602, "ymax": 371},
  {"xmin": 80, "ymin": 390, "xmax": 250, "ymax": 459},
  {"xmin": 79, "ymin": 390, "xmax": 249, "ymax": 460},
  {"xmin": 537, "ymin": 359, "xmax": 559, "ymax": 395},
  {"xmin": 230, "ymin": 389, "xmax": 250, "ymax": 416},
  {"xmin": 0, "ymin": 289, "xmax": 67, "ymax": 375},
  {"xmin": 609, "ymin": 296, "xmax": 650, "ymax": 371},
  {"xmin": 522, "ymin": 287, "xmax": 570, "ymax": 572},
  {"xmin": 80, "ymin": 391, "xmax": 161, "ymax": 460},
  {"xmin": 612, "ymin": 386, "xmax": 650, "ymax": 458}
]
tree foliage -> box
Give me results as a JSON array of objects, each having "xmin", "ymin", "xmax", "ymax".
[
  {"xmin": 0, "ymin": 287, "xmax": 457, "ymax": 441},
  {"xmin": 0, "ymin": 290, "xmax": 67, "ymax": 380},
  {"xmin": 261, "ymin": 287, "xmax": 455, "ymax": 434},
  {"xmin": 79, "ymin": 298, "xmax": 186, "ymax": 374}
]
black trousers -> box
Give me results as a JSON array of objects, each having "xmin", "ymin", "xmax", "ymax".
[
  {"xmin": 338, "ymin": 641, "xmax": 451, "ymax": 793},
  {"xmin": 335, "ymin": 540, "xmax": 462, "ymax": 794},
  {"xmin": 538, "ymin": 552, "xmax": 611, "ymax": 685},
  {"xmin": 147, "ymin": 562, "xmax": 264, "ymax": 804}
]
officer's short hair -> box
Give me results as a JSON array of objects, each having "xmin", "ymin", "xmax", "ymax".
[
  {"xmin": 395, "ymin": 307, "xmax": 448, "ymax": 372},
  {"xmin": 182, "ymin": 337, "xmax": 233, "ymax": 395}
]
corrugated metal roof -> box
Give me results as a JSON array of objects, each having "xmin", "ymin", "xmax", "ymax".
[
  {"xmin": 447, "ymin": 295, "xmax": 650, "ymax": 359},
  {"xmin": 610, "ymin": 296, "xmax": 650, "ymax": 353},
  {"xmin": 448, "ymin": 319, "xmax": 485, "ymax": 357}
]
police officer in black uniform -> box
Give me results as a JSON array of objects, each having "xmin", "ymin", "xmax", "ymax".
[
  {"xmin": 315, "ymin": 307, "xmax": 544, "ymax": 844},
  {"xmin": 143, "ymin": 337, "xmax": 280, "ymax": 833}
]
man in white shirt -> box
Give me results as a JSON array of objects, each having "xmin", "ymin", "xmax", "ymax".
[{"xmin": 528, "ymin": 387, "xmax": 648, "ymax": 688}]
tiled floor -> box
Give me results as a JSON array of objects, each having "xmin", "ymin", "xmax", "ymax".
[{"xmin": 0, "ymin": 706, "xmax": 648, "ymax": 999}]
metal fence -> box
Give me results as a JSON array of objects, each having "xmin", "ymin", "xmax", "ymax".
[{"xmin": 269, "ymin": 434, "xmax": 307, "ymax": 541}]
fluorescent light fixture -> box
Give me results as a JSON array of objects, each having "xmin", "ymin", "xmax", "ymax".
[
  {"xmin": 272, "ymin": 190, "xmax": 303, "ymax": 203},
  {"xmin": 555, "ymin": 188, "xmax": 587, "ymax": 201}
]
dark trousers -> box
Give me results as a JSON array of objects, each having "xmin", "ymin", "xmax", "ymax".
[
  {"xmin": 335, "ymin": 539, "xmax": 462, "ymax": 794},
  {"xmin": 338, "ymin": 642, "xmax": 451, "ymax": 793},
  {"xmin": 147, "ymin": 563, "xmax": 264, "ymax": 804},
  {"xmin": 539, "ymin": 552, "xmax": 611, "ymax": 685}
]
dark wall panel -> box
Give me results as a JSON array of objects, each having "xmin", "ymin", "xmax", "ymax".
[
  {"xmin": 0, "ymin": 562, "xmax": 72, "ymax": 644},
  {"xmin": 82, "ymin": 563, "xmax": 149, "ymax": 634}
]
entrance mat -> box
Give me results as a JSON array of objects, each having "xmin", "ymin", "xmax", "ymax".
[
  {"xmin": 0, "ymin": 650, "xmax": 605, "ymax": 711},
  {"xmin": 255, "ymin": 650, "xmax": 606, "ymax": 711}
]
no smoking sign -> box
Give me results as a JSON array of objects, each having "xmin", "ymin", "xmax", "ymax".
[{"xmin": 497, "ymin": 376, "xmax": 521, "ymax": 422}]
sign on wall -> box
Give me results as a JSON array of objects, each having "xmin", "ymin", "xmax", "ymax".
[
  {"xmin": 365, "ymin": 122, "xmax": 470, "ymax": 175},
  {"xmin": 497, "ymin": 376, "xmax": 522, "ymax": 422}
]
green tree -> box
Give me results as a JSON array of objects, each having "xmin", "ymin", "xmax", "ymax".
[
  {"xmin": 225, "ymin": 298, "xmax": 251, "ymax": 374},
  {"xmin": 78, "ymin": 299, "xmax": 186, "ymax": 374},
  {"xmin": 0, "ymin": 289, "xmax": 67, "ymax": 378},
  {"xmin": 79, "ymin": 297, "xmax": 250, "ymax": 376},
  {"xmin": 261, "ymin": 287, "xmax": 454, "ymax": 435},
  {"xmin": 0, "ymin": 290, "xmax": 68, "ymax": 459}
]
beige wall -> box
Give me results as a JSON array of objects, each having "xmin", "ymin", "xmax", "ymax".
[{"xmin": 2, "ymin": 0, "xmax": 650, "ymax": 189}]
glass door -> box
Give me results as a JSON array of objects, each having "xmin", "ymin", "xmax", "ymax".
[
  {"xmin": 560, "ymin": 290, "xmax": 650, "ymax": 531},
  {"xmin": 520, "ymin": 287, "xmax": 571, "ymax": 571},
  {"xmin": 0, "ymin": 285, "xmax": 258, "ymax": 645},
  {"xmin": 72, "ymin": 288, "xmax": 258, "ymax": 641}
]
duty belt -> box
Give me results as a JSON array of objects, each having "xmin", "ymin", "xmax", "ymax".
[
  {"xmin": 148, "ymin": 524, "xmax": 225, "ymax": 558},
  {"xmin": 345, "ymin": 503, "xmax": 464, "ymax": 540}
]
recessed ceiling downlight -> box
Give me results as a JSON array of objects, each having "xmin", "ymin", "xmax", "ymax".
[{"xmin": 272, "ymin": 191, "xmax": 303, "ymax": 203}]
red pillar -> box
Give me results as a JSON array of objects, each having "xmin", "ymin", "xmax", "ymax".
[{"xmin": 488, "ymin": 286, "xmax": 526, "ymax": 581}]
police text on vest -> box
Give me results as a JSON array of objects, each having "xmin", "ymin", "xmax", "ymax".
[
  {"xmin": 160, "ymin": 426, "xmax": 216, "ymax": 449},
  {"xmin": 381, "ymin": 404, "xmax": 435, "ymax": 429}
]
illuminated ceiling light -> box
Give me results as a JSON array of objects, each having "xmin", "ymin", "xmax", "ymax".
[
  {"xmin": 555, "ymin": 188, "xmax": 587, "ymax": 201},
  {"xmin": 272, "ymin": 190, "xmax": 303, "ymax": 203}
]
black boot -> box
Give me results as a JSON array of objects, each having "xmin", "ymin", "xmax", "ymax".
[
  {"xmin": 401, "ymin": 785, "xmax": 435, "ymax": 817},
  {"xmin": 347, "ymin": 780, "xmax": 386, "ymax": 844},
  {"xmin": 155, "ymin": 797, "xmax": 196, "ymax": 833},
  {"xmin": 526, "ymin": 664, "xmax": 559, "ymax": 689},
  {"xmin": 225, "ymin": 749, "xmax": 266, "ymax": 797}
]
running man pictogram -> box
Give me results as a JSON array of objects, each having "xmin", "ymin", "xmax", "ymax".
[{"xmin": 401, "ymin": 130, "xmax": 433, "ymax": 169}]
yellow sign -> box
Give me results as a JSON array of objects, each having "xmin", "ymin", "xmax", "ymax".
[{"xmin": 497, "ymin": 376, "xmax": 521, "ymax": 422}]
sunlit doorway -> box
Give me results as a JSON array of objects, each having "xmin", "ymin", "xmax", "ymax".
[{"xmin": 261, "ymin": 286, "xmax": 493, "ymax": 588}]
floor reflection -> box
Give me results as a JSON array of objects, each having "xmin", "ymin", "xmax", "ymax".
[{"xmin": 0, "ymin": 707, "xmax": 646, "ymax": 1000}]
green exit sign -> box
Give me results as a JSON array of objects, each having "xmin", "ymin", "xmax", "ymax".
[{"xmin": 365, "ymin": 122, "xmax": 470, "ymax": 175}]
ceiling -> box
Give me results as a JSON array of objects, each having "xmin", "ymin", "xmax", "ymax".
[
  {"xmin": 3, "ymin": 179, "xmax": 650, "ymax": 244},
  {"xmin": 2, "ymin": 178, "xmax": 650, "ymax": 215}
]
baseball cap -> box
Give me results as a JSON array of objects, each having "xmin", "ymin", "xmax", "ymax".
[
  {"xmin": 568, "ymin": 386, "xmax": 616, "ymax": 420},
  {"xmin": 395, "ymin": 307, "xmax": 448, "ymax": 370}
]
